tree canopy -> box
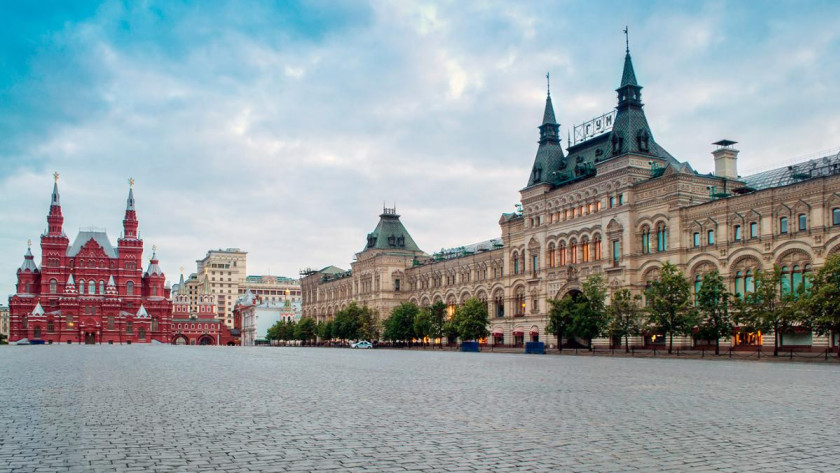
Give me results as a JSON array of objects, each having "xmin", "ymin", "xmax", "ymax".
[
  {"xmin": 450, "ymin": 298, "xmax": 489, "ymax": 342},
  {"xmin": 645, "ymin": 262, "xmax": 694, "ymax": 353}
]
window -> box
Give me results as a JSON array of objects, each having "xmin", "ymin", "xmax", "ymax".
[
  {"xmin": 707, "ymin": 230, "xmax": 715, "ymax": 245},
  {"xmin": 50, "ymin": 279, "xmax": 57, "ymax": 294},
  {"xmin": 609, "ymin": 196, "xmax": 615, "ymax": 208},
  {"xmin": 734, "ymin": 271, "xmax": 744, "ymax": 299},
  {"xmin": 569, "ymin": 241, "xmax": 578, "ymax": 264},
  {"xmin": 99, "ymin": 281, "xmax": 105, "ymax": 294},
  {"xmin": 47, "ymin": 320, "xmax": 54, "ymax": 332},
  {"xmin": 734, "ymin": 225, "xmax": 742, "ymax": 242},
  {"xmin": 779, "ymin": 217, "xmax": 788, "ymax": 234},
  {"xmin": 548, "ymin": 244, "xmax": 556, "ymax": 268},
  {"xmin": 138, "ymin": 328, "xmax": 146, "ymax": 340},
  {"xmin": 612, "ymin": 240, "xmax": 620, "ymax": 265},
  {"xmin": 79, "ymin": 279, "xmax": 85, "ymax": 294},
  {"xmin": 798, "ymin": 214, "xmax": 807, "ymax": 231},
  {"xmin": 694, "ymin": 275, "xmax": 702, "ymax": 303},
  {"xmin": 89, "ymin": 280, "xmax": 95, "ymax": 295},
  {"xmin": 394, "ymin": 279, "xmax": 400, "ymax": 292},
  {"xmin": 593, "ymin": 236, "xmax": 602, "ymax": 260},
  {"xmin": 641, "ymin": 227, "xmax": 651, "ymax": 254},
  {"xmin": 581, "ymin": 237, "xmax": 590, "ymax": 262},
  {"xmin": 126, "ymin": 281, "xmax": 134, "ymax": 296},
  {"xmin": 618, "ymin": 194, "xmax": 624, "ymax": 205},
  {"xmin": 833, "ymin": 208, "xmax": 840, "ymax": 226},
  {"xmin": 750, "ymin": 222, "xmax": 758, "ymax": 238},
  {"xmin": 745, "ymin": 270, "xmax": 755, "ymax": 294},
  {"xmin": 558, "ymin": 243, "xmax": 566, "ymax": 266},
  {"xmin": 532, "ymin": 255, "xmax": 539, "ymax": 273},
  {"xmin": 693, "ymin": 232, "xmax": 700, "ymax": 248},
  {"xmin": 108, "ymin": 316, "xmax": 115, "ymax": 330},
  {"xmin": 126, "ymin": 322, "xmax": 133, "ymax": 334},
  {"xmin": 656, "ymin": 225, "xmax": 667, "ymax": 252}
]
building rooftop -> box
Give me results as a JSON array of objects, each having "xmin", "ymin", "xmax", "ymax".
[
  {"xmin": 741, "ymin": 150, "xmax": 840, "ymax": 191},
  {"xmin": 66, "ymin": 230, "xmax": 118, "ymax": 258}
]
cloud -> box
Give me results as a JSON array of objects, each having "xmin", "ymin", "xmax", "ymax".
[{"xmin": 1, "ymin": 0, "xmax": 840, "ymax": 295}]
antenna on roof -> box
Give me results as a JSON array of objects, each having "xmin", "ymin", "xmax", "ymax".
[{"xmin": 546, "ymin": 72, "xmax": 550, "ymax": 96}]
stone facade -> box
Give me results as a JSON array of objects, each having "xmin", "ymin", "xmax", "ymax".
[{"xmin": 301, "ymin": 47, "xmax": 840, "ymax": 351}]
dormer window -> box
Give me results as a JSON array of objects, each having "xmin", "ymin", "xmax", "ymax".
[{"xmin": 637, "ymin": 130, "xmax": 650, "ymax": 152}]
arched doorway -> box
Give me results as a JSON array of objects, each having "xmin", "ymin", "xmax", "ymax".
[
  {"xmin": 197, "ymin": 335, "xmax": 215, "ymax": 346},
  {"xmin": 172, "ymin": 334, "xmax": 189, "ymax": 345}
]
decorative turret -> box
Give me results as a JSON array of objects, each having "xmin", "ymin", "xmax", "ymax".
[
  {"xmin": 105, "ymin": 275, "xmax": 119, "ymax": 297},
  {"xmin": 527, "ymin": 73, "xmax": 565, "ymax": 187},
  {"xmin": 608, "ymin": 28, "xmax": 673, "ymax": 161},
  {"xmin": 361, "ymin": 207, "xmax": 424, "ymax": 254},
  {"xmin": 17, "ymin": 241, "xmax": 40, "ymax": 294},
  {"xmin": 19, "ymin": 243, "xmax": 38, "ymax": 273},
  {"xmin": 64, "ymin": 273, "xmax": 77, "ymax": 295},
  {"xmin": 145, "ymin": 246, "xmax": 164, "ymax": 277},
  {"xmin": 123, "ymin": 178, "xmax": 139, "ymax": 239},
  {"xmin": 713, "ymin": 140, "xmax": 739, "ymax": 179},
  {"xmin": 47, "ymin": 172, "xmax": 64, "ymax": 236}
]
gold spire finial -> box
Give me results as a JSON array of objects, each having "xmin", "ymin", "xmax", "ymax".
[
  {"xmin": 53, "ymin": 172, "xmax": 59, "ymax": 183},
  {"xmin": 129, "ymin": 177, "xmax": 135, "ymax": 188},
  {"xmin": 27, "ymin": 239, "xmax": 32, "ymax": 248},
  {"xmin": 180, "ymin": 266, "xmax": 184, "ymax": 274}
]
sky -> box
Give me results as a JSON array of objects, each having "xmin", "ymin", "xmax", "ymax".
[{"xmin": 2, "ymin": 0, "xmax": 840, "ymax": 294}]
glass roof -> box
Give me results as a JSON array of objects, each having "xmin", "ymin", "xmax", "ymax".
[{"xmin": 742, "ymin": 151, "xmax": 840, "ymax": 191}]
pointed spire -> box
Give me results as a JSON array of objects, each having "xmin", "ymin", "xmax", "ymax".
[
  {"xmin": 126, "ymin": 178, "xmax": 136, "ymax": 211},
  {"xmin": 620, "ymin": 51, "xmax": 638, "ymax": 88},
  {"xmin": 106, "ymin": 275, "xmax": 119, "ymax": 297},
  {"xmin": 19, "ymin": 243, "xmax": 38, "ymax": 273},
  {"xmin": 51, "ymin": 172, "xmax": 60, "ymax": 207},
  {"xmin": 136, "ymin": 304, "xmax": 149, "ymax": 318},
  {"xmin": 32, "ymin": 301, "xmax": 45, "ymax": 316},
  {"xmin": 64, "ymin": 272, "xmax": 77, "ymax": 294},
  {"xmin": 542, "ymin": 73, "xmax": 557, "ymax": 126}
]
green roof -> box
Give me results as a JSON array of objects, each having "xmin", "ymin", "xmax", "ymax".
[{"xmin": 362, "ymin": 208, "xmax": 423, "ymax": 253}]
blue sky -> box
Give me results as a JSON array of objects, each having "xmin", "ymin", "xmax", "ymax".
[{"xmin": 2, "ymin": 0, "xmax": 839, "ymax": 293}]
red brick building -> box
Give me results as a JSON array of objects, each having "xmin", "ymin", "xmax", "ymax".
[
  {"xmin": 8, "ymin": 176, "xmax": 173, "ymax": 344},
  {"xmin": 170, "ymin": 272, "xmax": 240, "ymax": 346}
]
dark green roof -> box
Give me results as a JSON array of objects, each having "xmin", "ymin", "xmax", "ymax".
[
  {"xmin": 527, "ymin": 93, "xmax": 564, "ymax": 187},
  {"xmin": 319, "ymin": 265, "xmax": 347, "ymax": 275},
  {"xmin": 620, "ymin": 52, "xmax": 638, "ymax": 87},
  {"xmin": 362, "ymin": 208, "xmax": 423, "ymax": 253}
]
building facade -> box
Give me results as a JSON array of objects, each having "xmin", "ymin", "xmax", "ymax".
[
  {"xmin": 0, "ymin": 305, "xmax": 9, "ymax": 341},
  {"xmin": 7, "ymin": 177, "xmax": 173, "ymax": 344},
  {"xmin": 302, "ymin": 45, "xmax": 840, "ymax": 351},
  {"xmin": 235, "ymin": 291, "xmax": 300, "ymax": 346},
  {"xmin": 171, "ymin": 280, "xmax": 239, "ymax": 346}
]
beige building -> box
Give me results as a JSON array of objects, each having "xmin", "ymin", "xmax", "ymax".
[
  {"xmin": 175, "ymin": 249, "xmax": 301, "ymax": 328},
  {"xmin": 0, "ymin": 304, "xmax": 9, "ymax": 341},
  {"xmin": 302, "ymin": 46, "xmax": 840, "ymax": 352}
]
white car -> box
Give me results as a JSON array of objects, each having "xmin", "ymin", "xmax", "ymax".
[{"xmin": 351, "ymin": 341, "xmax": 373, "ymax": 349}]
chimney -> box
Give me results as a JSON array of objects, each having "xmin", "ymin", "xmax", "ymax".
[{"xmin": 712, "ymin": 139, "xmax": 739, "ymax": 179}]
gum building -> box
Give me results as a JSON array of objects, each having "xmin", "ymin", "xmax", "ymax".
[{"xmin": 305, "ymin": 44, "xmax": 840, "ymax": 351}]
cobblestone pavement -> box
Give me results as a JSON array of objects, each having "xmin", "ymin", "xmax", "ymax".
[{"xmin": 0, "ymin": 346, "xmax": 838, "ymax": 472}]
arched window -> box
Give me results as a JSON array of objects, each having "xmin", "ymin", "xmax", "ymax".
[
  {"xmin": 126, "ymin": 281, "xmax": 134, "ymax": 296},
  {"xmin": 707, "ymin": 230, "xmax": 715, "ymax": 245},
  {"xmin": 641, "ymin": 226, "xmax": 651, "ymax": 254},
  {"xmin": 89, "ymin": 280, "xmax": 95, "ymax": 295},
  {"xmin": 745, "ymin": 270, "xmax": 755, "ymax": 294},
  {"xmin": 22, "ymin": 316, "xmax": 28, "ymax": 329},
  {"xmin": 47, "ymin": 320, "xmax": 54, "ymax": 332},
  {"xmin": 79, "ymin": 279, "xmax": 85, "ymax": 294},
  {"xmin": 99, "ymin": 280, "xmax": 105, "ymax": 294},
  {"xmin": 694, "ymin": 275, "xmax": 702, "ymax": 303},
  {"xmin": 581, "ymin": 237, "xmax": 590, "ymax": 262},
  {"xmin": 833, "ymin": 208, "xmax": 840, "ymax": 226},
  {"xmin": 548, "ymin": 243, "xmax": 556, "ymax": 268},
  {"xmin": 49, "ymin": 279, "xmax": 57, "ymax": 294},
  {"xmin": 734, "ymin": 271, "xmax": 744, "ymax": 299},
  {"xmin": 512, "ymin": 252, "xmax": 520, "ymax": 275},
  {"xmin": 494, "ymin": 291, "xmax": 504, "ymax": 318},
  {"xmin": 569, "ymin": 240, "xmax": 578, "ymax": 264},
  {"xmin": 593, "ymin": 235, "xmax": 602, "ymax": 260},
  {"xmin": 558, "ymin": 242, "xmax": 566, "ymax": 266},
  {"xmin": 515, "ymin": 287, "xmax": 526, "ymax": 316},
  {"xmin": 531, "ymin": 253, "xmax": 539, "ymax": 273},
  {"xmin": 657, "ymin": 224, "xmax": 668, "ymax": 252}
]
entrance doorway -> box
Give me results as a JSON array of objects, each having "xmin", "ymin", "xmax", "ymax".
[{"xmin": 84, "ymin": 332, "xmax": 96, "ymax": 345}]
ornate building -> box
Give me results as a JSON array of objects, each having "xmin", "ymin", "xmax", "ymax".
[
  {"xmin": 302, "ymin": 43, "xmax": 840, "ymax": 352},
  {"xmin": 171, "ymin": 271, "xmax": 239, "ymax": 346},
  {"xmin": 8, "ymin": 177, "xmax": 173, "ymax": 344}
]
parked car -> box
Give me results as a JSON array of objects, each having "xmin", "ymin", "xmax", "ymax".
[{"xmin": 351, "ymin": 341, "xmax": 373, "ymax": 349}]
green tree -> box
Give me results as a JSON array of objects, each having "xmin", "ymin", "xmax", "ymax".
[
  {"xmin": 606, "ymin": 288, "xmax": 643, "ymax": 353},
  {"xmin": 384, "ymin": 302, "xmax": 420, "ymax": 345},
  {"xmin": 413, "ymin": 307, "xmax": 433, "ymax": 346},
  {"xmin": 358, "ymin": 306, "xmax": 379, "ymax": 341},
  {"xmin": 429, "ymin": 301, "xmax": 447, "ymax": 347},
  {"xmin": 316, "ymin": 320, "xmax": 334, "ymax": 342},
  {"xmin": 266, "ymin": 320, "xmax": 284, "ymax": 342},
  {"xmin": 294, "ymin": 317, "xmax": 317, "ymax": 345},
  {"xmin": 695, "ymin": 271, "xmax": 734, "ymax": 355},
  {"xmin": 803, "ymin": 254, "xmax": 840, "ymax": 356},
  {"xmin": 545, "ymin": 295, "xmax": 577, "ymax": 351},
  {"xmin": 333, "ymin": 303, "xmax": 363, "ymax": 343},
  {"xmin": 570, "ymin": 275, "xmax": 608, "ymax": 350},
  {"xmin": 450, "ymin": 298, "xmax": 489, "ymax": 342},
  {"xmin": 739, "ymin": 265, "xmax": 804, "ymax": 356},
  {"xmin": 645, "ymin": 262, "xmax": 694, "ymax": 354},
  {"xmin": 279, "ymin": 320, "xmax": 296, "ymax": 342}
]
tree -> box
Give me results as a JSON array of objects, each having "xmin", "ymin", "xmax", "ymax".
[
  {"xmin": 606, "ymin": 288, "xmax": 643, "ymax": 353},
  {"xmin": 645, "ymin": 262, "xmax": 694, "ymax": 354},
  {"xmin": 333, "ymin": 303, "xmax": 362, "ymax": 343},
  {"xmin": 413, "ymin": 307, "xmax": 433, "ymax": 346},
  {"xmin": 739, "ymin": 265, "xmax": 805, "ymax": 356},
  {"xmin": 545, "ymin": 295, "xmax": 577, "ymax": 351},
  {"xmin": 358, "ymin": 306, "xmax": 379, "ymax": 341},
  {"xmin": 384, "ymin": 302, "xmax": 420, "ymax": 345},
  {"xmin": 317, "ymin": 320, "xmax": 334, "ymax": 343},
  {"xmin": 450, "ymin": 298, "xmax": 489, "ymax": 342},
  {"xmin": 294, "ymin": 317, "xmax": 317, "ymax": 345},
  {"xmin": 570, "ymin": 275, "xmax": 608, "ymax": 350},
  {"xmin": 695, "ymin": 270, "xmax": 734, "ymax": 355},
  {"xmin": 428, "ymin": 301, "xmax": 447, "ymax": 347},
  {"xmin": 803, "ymin": 254, "xmax": 840, "ymax": 356},
  {"xmin": 266, "ymin": 320, "xmax": 283, "ymax": 342}
]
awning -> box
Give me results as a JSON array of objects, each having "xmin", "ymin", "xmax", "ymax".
[
  {"xmin": 491, "ymin": 330, "xmax": 503, "ymax": 336},
  {"xmin": 513, "ymin": 330, "xmax": 524, "ymax": 336},
  {"xmin": 529, "ymin": 328, "xmax": 539, "ymax": 335}
]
